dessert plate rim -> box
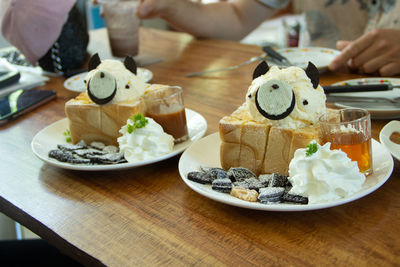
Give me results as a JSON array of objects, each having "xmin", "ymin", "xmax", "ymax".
[
  {"xmin": 63, "ymin": 67, "xmax": 153, "ymax": 92},
  {"xmin": 31, "ymin": 108, "xmax": 207, "ymax": 171},
  {"xmin": 268, "ymin": 47, "xmax": 340, "ymax": 73},
  {"xmin": 178, "ymin": 132, "xmax": 394, "ymax": 211},
  {"xmin": 379, "ymin": 120, "xmax": 400, "ymax": 161}
]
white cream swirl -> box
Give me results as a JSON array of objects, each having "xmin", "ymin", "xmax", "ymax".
[
  {"xmin": 246, "ymin": 65, "xmax": 326, "ymax": 129},
  {"xmin": 288, "ymin": 141, "xmax": 366, "ymax": 204},
  {"xmin": 117, "ymin": 117, "xmax": 174, "ymax": 162}
]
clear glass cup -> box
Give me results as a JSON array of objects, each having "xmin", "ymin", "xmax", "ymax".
[
  {"xmin": 319, "ymin": 108, "xmax": 373, "ymax": 175},
  {"xmin": 100, "ymin": 0, "xmax": 140, "ymax": 57},
  {"xmin": 144, "ymin": 86, "xmax": 188, "ymax": 144}
]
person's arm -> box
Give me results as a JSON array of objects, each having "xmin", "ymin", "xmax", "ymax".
[
  {"xmin": 329, "ymin": 29, "xmax": 400, "ymax": 76},
  {"xmin": 137, "ymin": 0, "xmax": 278, "ymax": 40}
]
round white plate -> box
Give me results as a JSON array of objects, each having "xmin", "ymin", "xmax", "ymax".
[
  {"xmin": 178, "ymin": 133, "xmax": 393, "ymax": 211},
  {"xmin": 380, "ymin": 120, "xmax": 400, "ymax": 161},
  {"xmin": 268, "ymin": 47, "xmax": 340, "ymax": 72},
  {"xmin": 32, "ymin": 108, "xmax": 207, "ymax": 171},
  {"xmin": 328, "ymin": 78, "xmax": 400, "ymax": 119},
  {"xmin": 63, "ymin": 67, "xmax": 153, "ymax": 92}
]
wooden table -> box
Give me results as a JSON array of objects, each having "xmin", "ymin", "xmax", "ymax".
[{"xmin": 1, "ymin": 28, "xmax": 399, "ymax": 266}]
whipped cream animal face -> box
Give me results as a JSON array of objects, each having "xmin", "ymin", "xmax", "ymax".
[
  {"xmin": 288, "ymin": 141, "xmax": 366, "ymax": 204},
  {"xmin": 85, "ymin": 54, "xmax": 146, "ymax": 105},
  {"xmin": 246, "ymin": 62, "xmax": 326, "ymax": 129}
]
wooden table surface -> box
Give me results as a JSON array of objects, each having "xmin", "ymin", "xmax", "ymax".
[{"xmin": 1, "ymin": 28, "xmax": 399, "ymax": 266}]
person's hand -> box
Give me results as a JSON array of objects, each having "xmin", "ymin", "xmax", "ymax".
[
  {"xmin": 137, "ymin": 0, "xmax": 172, "ymax": 19},
  {"xmin": 329, "ymin": 29, "xmax": 400, "ymax": 76}
]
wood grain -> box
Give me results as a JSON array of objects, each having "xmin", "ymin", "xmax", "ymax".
[{"xmin": 1, "ymin": 28, "xmax": 399, "ymax": 266}]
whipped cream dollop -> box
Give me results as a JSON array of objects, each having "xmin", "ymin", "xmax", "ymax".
[
  {"xmin": 86, "ymin": 59, "xmax": 146, "ymax": 104},
  {"xmin": 288, "ymin": 141, "xmax": 366, "ymax": 204},
  {"xmin": 246, "ymin": 65, "xmax": 326, "ymax": 129},
  {"xmin": 117, "ymin": 117, "xmax": 174, "ymax": 162}
]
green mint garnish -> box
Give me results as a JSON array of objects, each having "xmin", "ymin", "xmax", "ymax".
[
  {"xmin": 305, "ymin": 143, "xmax": 318, "ymax": 156},
  {"xmin": 127, "ymin": 124, "xmax": 135, "ymax": 134},
  {"xmin": 127, "ymin": 113, "xmax": 148, "ymax": 133},
  {"xmin": 63, "ymin": 129, "xmax": 71, "ymax": 143}
]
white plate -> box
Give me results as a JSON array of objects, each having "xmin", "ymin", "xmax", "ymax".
[
  {"xmin": 380, "ymin": 120, "xmax": 400, "ymax": 161},
  {"xmin": 32, "ymin": 108, "xmax": 207, "ymax": 171},
  {"xmin": 63, "ymin": 67, "xmax": 153, "ymax": 92},
  {"xmin": 328, "ymin": 78, "xmax": 400, "ymax": 119},
  {"xmin": 178, "ymin": 133, "xmax": 394, "ymax": 211},
  {"xmin": 268, "ymin": 47, "xmax": 340, "ymax": 73}
]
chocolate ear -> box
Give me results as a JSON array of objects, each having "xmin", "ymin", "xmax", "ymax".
[
  {"xmin": 88, "ymin": 53, "xmax": 101, "ymax": 71},
  {"xmin": 253, "ymin": 61, "xmax": 270, "ymax": 80},
  {"xmin": 124, "ymin": 56, "xmax": 137, "ymax": 75},
  {"xmin": 305, "ymin": 62, "xmax": 319, "ymax": 89}
]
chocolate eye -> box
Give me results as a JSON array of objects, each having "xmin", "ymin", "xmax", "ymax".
[
  {"xmin": 303, "ymin": 100, "xmax": 308, "ymax": 105},
  {"xmin": 100, "ymin": 72, "xmax": 105, "ymax": 78},
  {"xmin": 84, "ymin": 80, "xmax": 87, "ymax": 84},
  {"xmin": 272, "ymin": 84, "xmax": 279, "ymax": 89},
  {"xmin": 125, "ymin": 84, "xmax": 130, "ymax": 89},
  {"xmin": 248, "ymin": 94, "xmax": 252, "ymax": 98}
]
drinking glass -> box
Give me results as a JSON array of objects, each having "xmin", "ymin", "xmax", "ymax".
[
  {"xmin": 319, "ymin": 108, "xmax": 373, "ymax": 175},
  {"xmin": 144, "ymin": 86, "xmax": 188, "ymax": 143},
  {"xmin": 100, "ymin": 0, "xmax": 140, "ymax": 57}
]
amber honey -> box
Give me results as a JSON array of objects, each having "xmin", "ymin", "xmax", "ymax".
[
  {"xmin": 323, "ymin": 132, "xmax": 372, "ymax": 175},
  {"xmin": 147, "ymin": 108, "xmax": 188, "ymax": 143}
]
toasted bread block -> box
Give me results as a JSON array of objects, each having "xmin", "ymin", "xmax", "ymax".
[
  {"xmin": 219, "ymin": 115, "xmax": 243, "ymax": 143},
  {"xmin": 65, "ymin": 92, "xmax": 145, "ymax": 146},
  {"xmin": 219, "ymin": 105, "xmax": 322, "ymax": 175},
  {"xmin": 262, "ymin": 126, "xmax": 319, "ymax": 174},
  {"xmin": 240, "ymin": 121, "xmax": 271, "ymax": 174},
  {"xmin": 220, "ymin": 142, "xmax": 241, "ymax": 170}
]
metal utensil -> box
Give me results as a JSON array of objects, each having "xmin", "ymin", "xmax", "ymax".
[
  {"xmin": 185, "ymin": 53, "xmax": 267, "ymax": 77},
  {"xmin": 262, "ymin": 45, "xmax": 292, "ymax": 66},
  {"xmin": 324, "ymin": 84, "xmax": 400, "ymax": 94},
  {"xmin": 326, "ymin": 95, "xmax": 400, "ymax": 105}
]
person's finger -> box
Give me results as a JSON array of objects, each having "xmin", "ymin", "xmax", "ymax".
[
  {"xmin": 137, "ymin": 0, "xmax": 156, "ymax": 18},
  {"xmin": 329, "ymin": 31, "xmax": 376, "ymax": 70},
  {"xmin": 379, "ymin": 62, "xmax": 400, "ymax": 76},
  {"xmin": 336, "ymin": 40, "xmax": 350, "ymax": 51},
  {"xmin": 359, "ymin": 53, "xmax": 391, "ymax": 74}
]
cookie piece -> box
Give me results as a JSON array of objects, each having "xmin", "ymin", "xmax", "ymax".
[
  {"xmin": 281, "ymin": 193, "xmax": 308, "ymax": 204},
  {"xmin": 48, "ymin": 150, "xmax": 91, "ymax": 164},
  {"xmin": 230, "ymin": 187, "xmax": 258, "ymax": 202},
  {"xmin": 187, "ymin": 171, "xmax": 211, "ymax": 184},
  {"xmin": 212, "ymin": 178, "xmax": 232, "ymax": 193},
  {"xmin": 258, "ymin": 187, "xmax": 285, "ymax": 204},
  {"xmin": 199, "ymin": 165, "xmax": 214, "ymax": 172},
  {"xmin": 73, "ymin": 148, "xmax": 106, "ymax": 157},
  {"xmin": 227, "ymin": 167, "xmax": 257, "ymax": 182},
  {"xmin": 103, "ymin": 145, "xmax": 118, "ymax": 154},
  {"xmin": 90, "ymin": 141, "xmax": 106, "ymax": 150},
  {"xmin": 86, "ymin": 152, "xmax": 126, "ymax": 164},
  {"xmin": 268, "ymin": 173, "xmax": 290, "ymax": 187},
  {"xmin": 233, "ymin": 177, "xmax": 264, "ymax": 192},
  {"xmin": 203, "ymin": 168, "xmax": 229, "ymax": 181},
  {"xmin": 57, "ymin": 143, "xmax": 87, "ymax": 151}
]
